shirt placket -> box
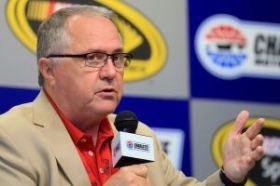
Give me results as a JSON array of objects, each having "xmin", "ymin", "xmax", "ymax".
[
  {"xmin": 80, "ymin": 135, "xmax": 100, "ymax": 186},
  {"xmin": 95, "ymin": 137, "xmax": 113, "ymax": 184}
]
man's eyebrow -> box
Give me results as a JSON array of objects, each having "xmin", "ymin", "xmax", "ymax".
[
  {"xmin": 112, "ymin": 48, "xmax": 124, "ymax": 53},
  {"xmin": 86, "ymin": 48, "xmax": 124, "ymax": 53}
]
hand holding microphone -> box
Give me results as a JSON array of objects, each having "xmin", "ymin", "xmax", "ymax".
[
  {"xmin": 104, "ymin": 111, "xmax": 154, "ymax": 186},
  {"xmin": 104, "ymin": 164, "xmax": 149, "ymax": 186},
  {"xmin": 111, "ymin": 111, "xmax": 155, "ymax": 167}
]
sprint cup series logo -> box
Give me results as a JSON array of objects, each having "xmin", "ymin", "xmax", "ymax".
[
  {"xmin": 212, "ymin": 118, "xmax": 280, "ymax": 186},
  {"xmin": 196, "ymin": 14, "xmax": 280, "ymax": 79},
  {"xmin": 6, "ymin": 0, "xmax": 167, "ymax": 82}
]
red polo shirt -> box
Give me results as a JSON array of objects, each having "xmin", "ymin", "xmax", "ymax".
[{"xmin": 44, "ymin": 90, "xmax": 119, "ymax": 186}]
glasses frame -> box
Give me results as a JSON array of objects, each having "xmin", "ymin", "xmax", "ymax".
[{"xmin": 46, "ymin": 51, "xmax": 133, "ymax": 68}]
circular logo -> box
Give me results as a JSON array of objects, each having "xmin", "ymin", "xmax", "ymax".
[
  {"xmin": 6, "ymin": 0, "xmax": 167, "ymax": 82},
  {"xmin": 126, "ymin": 140, "xmax": 133, "ymax": 149},
  {"xmin": 195, "ymin": 15, "xmax": 248, "ymax": 79}
]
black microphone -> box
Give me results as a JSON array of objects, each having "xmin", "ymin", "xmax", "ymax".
[
  {"xmin": 114, "ymin": 111, "xmax": 138, "ymax": 133},
  {"xmin": 111, "ymin": 111, "xmax": 155, "ymax": 167}
]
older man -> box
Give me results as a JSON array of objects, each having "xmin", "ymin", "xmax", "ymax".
[{"xmin": 0, "ymin": 5, "xmax": 264, "ymax": 186}]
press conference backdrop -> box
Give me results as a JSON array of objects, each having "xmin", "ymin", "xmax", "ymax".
[{"xmin": 0, "ymin": 1, "xmax": 279, "ymax": 185}]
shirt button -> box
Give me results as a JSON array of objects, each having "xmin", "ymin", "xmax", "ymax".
[
  {"xmin": 99, "ymin": 168, "xmax": 104, "ymax": 174},
  {"xmin": 81, "ymin": 138, "xmax": 87, "ymax": 143},
  {"xmin": 88, "ymin": 150, "xmax": 94, "ymax": 156}
]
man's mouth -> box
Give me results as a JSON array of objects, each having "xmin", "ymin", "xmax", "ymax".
[
  {"xmin": 96, "ymin": 88, "xmax": 117, "ymax": 97},
  {"xmin": 101, "ymin": 88, "xmax": 116, "ymax": 93}
]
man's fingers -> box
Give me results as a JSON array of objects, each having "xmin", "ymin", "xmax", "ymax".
[
  {"xmin": 232, "ymin": 110, "xmax": 249, "ymax": 134},
  {"xmin": 104, "ymin": 165, "xmax": 149, "ymax": 186},
  {"xmin": 244, "ymin": 118, "xmax": 264, "ymax": 140},
  {"xmin": 251, "ymin": 134, "xmax": 264, "ymax": 150},
  {"xmin": 122, "ymin": 164, "xmax": 148, "ymax": 178},
  {"xmin": 134, "ymin": 165, "xmax": 148, "ymax": 177},
  {"xmin": 251, "ymin": 146, "xmax": 264, "ymax": 161}
]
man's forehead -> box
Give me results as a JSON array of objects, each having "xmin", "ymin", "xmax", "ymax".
[
  {"xmin": 63, "ymin": 14, "xmax": 123, "ymax": 52},
  {"xmin": 65, "ymin": 14, "xmax": 119, "ymax": 35}
]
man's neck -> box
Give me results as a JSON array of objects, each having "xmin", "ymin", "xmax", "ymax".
[{"xmin": 43, "ymin": 88, "xmax": 104, "ymax": 144}]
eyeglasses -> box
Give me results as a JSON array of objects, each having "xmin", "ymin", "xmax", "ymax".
[{"xmin": 46, "ymin": 52, "xmax": 133, "ymax": 68}]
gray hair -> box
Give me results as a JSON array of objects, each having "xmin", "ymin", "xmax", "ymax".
[{"xmin": 37, "ymin": 5, "xmax": 117, "ymax": 86}]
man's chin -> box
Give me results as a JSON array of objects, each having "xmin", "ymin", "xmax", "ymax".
[{"xmin": 96, "ymin": 103, "xmax": 118, "ymax": 115}]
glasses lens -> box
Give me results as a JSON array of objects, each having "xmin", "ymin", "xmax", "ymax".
[
  {"xmin": 85, "ymin": 52, "xmax": 132, "ymax": 68},
  {"xmin": 114, "ymin": 53, "xmax": 131, "ymax": 68},
  {"xmin": 86, "ymin": 53, "xmax": 106, "ymax": 67}
]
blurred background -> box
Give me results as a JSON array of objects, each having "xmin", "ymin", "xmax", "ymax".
[{"xmin": 1, "ymin": 0, "xmax": 279, "ymax": 185}]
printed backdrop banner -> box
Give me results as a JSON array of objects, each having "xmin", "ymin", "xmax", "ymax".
[{"xmin": 0, "ymin": 0, "xmax": 280, "ymax": 185}]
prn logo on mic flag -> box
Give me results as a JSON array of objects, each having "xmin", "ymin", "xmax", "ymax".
[
  {"xmin": 6, "ymin": 0, "xmax": 167, "ymax": 82},
  {"xmin": 212, "ymin": 117, "xmax": 280, "ymax": 186}
]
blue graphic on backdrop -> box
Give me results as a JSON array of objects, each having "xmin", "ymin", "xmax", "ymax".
[{"xmin": 207, "ymin": 50, "xmax": 246, "ymax": 68}]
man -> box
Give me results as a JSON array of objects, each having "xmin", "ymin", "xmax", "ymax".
[{"xmin": 0, "ymin": 5, "xmax": 264, "ymax": 186}]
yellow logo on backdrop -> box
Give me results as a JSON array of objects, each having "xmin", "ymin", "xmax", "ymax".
[
  {"xmin": 6, "ymin": 0, "xmax": 167, "ymax": 81},
  {"xmin": 212, "ymin": 117, "xmax": 280, "ymax": 186}
]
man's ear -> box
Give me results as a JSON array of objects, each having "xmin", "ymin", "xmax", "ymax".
[{"xmin": 38, "ymin": 57, "xmax": 56, "ymax": 86}]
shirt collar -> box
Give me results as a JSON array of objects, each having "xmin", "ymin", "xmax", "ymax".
[{"xmin": 43, "ymin": 89, "xmax": 114, "ymax": 145}]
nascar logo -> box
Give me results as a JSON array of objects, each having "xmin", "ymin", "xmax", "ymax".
[{"xmin": 6, "ymin": 0, "xmax": 167, "ymax": 82}]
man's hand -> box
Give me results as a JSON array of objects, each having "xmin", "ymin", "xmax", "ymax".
[
  {"xmin": 222, "ymin": 110, "xmax": 265, "ymax": 183},
  {"xmin": 104, "ymin": 165, "xmax": 149, "ymax": 186}
]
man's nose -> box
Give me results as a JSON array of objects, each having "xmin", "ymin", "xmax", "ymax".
[{"xmin": 99, "ymin": 58, "xmax": 117, "ymax": 80}]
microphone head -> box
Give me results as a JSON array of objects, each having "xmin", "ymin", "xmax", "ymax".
[{"xmin": 114, "ymin": 111, "xmax": 138, "ymax": 133}]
